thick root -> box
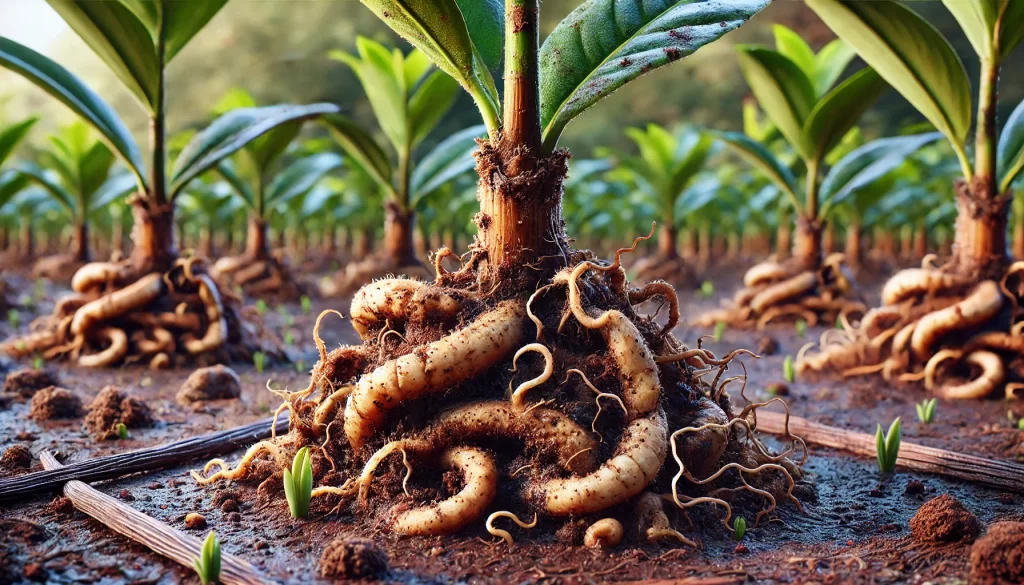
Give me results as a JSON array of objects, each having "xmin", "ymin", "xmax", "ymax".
[
  {"xmin": 211, "ymin": 254, "xmax": 304, "ymax": 301},
  {"xmin": 349, "ymin": 278, "xmax": 462, "ymax": 340},
  {"xmin": 583, "ymin": 518, "xmax": 624, "ymax": 548}
]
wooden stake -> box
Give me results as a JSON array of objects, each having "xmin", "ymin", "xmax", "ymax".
[
  {"xmin": 756, "ymin": 410, "xmax": 1024, "ymax": 492},
  {"xmin": 40, "ymin": 451, "xmax": 268, "ymax": 585},
  {"xmin": 0, "ymin": 416, "xmax": 287, "ymax": 503}
]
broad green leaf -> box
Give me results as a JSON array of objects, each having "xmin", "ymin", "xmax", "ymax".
[
  {"xmin": 806, "ymin": 0, "xmax": 972, "ymax": 152},
  {"xmin": 266, "ymin": 153, "xmax": 343, "ymax": 208},
  {"xmin": 670, "ymin": 133, "xmax": 714, "ymax": 196},
  {"xmin": 1000, "ymin": 0, "xmax": 1024, "ymax": 61},
  {"xmin": 215, "ymin": 160, "xmax": 255, "ymax": 209},
  {"xmin": 812, "ymin": 39, "xmax": 855, "ymax": 96},
  {"xmin": 540, "ymin": 0, "xmax": 768, "ymax": 152},
  {"xmin": 716, "ymin": 131, "xmax": 800, "ymax": 208},
  {"xmin": 79, "ymin": 140, "xmax": 117, "ymax": 197},
  {"xmin": 0, "ymin": 171, "xmax": 31, "ymax": 208},
  {"xmin": 45, "ymin": 0, "xmax": 160, "ymax": 111},
  {"xmin": 88, "ymin": 172, "xmax": 137, "ymax": 214},
  {"xmin": 773, "ymin": 25, "xmax": 816, "ymax": 81},
  {"xmin": 941, "ymin": 0, "xmax": 998, "ymax": 58},
  {"xmin": 409, "ymin": 70, "xmax": 460, "ymax": 147},
  {"xmin": 322, "ymin": 114, "xmax": 395, "ymax": 198},
  {"xmin": 170, "ymin": 103, "xmax": 340, "ymax": 198},
  {"xmin": 0, "ymin": 38, "xmax": 146, "ymax": 188},
  {"xmin": 15, "ymin": 163, "xmax": 76, "ymax": 213},
  {"xmin": 736, "ymin": 46, "xmax": 817, "ymax": 159},
  {"xmin": 410, "ymin": 124, "xmax": 484, "ymax": 200},
  {"xmin": 802, "ymin": 67, "xmax": 888, "ymax": 162},
  {"xmin": 820, "ymin": 132, "xmax": 942, "ymax": 208},
  {"xmin": 0, "ymin": 117, "xmax": 38, "ymax": 168},
  {"xmin": 402, "ymin": 49, "xmax": 432, "ymax": 89},
  {"xmin": 998, "ymin": 98, "xmax": 1024, "ymax": 192},
  {"xmin": 162, "ymin": 0, "xmax": 230, "ymax": 63},
  {"xmin": 248, "ymin": 123, "xmax": 302, "ymax": 173},
  {"xmin": 453, "ymin": 0, "xmax": 503, "ymax": 68},
  {"xmin": 331, "ymin": 39, "xmax": 408, "ymax": 153},
  {"xmin": 212, "ymin": 88, "xmax": 258, "ymax": 115},
  {"xmin": 358, "ymin": 0, "xmax": 500, "ymax": 134}
]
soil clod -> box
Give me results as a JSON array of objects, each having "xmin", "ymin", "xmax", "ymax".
[
  {"xmin": 29, "ymin": 387, "xmax": 82, "ymax": 420},
  {"xmin": 177, "ymin": 365, "xmax": 242, "ymax": 404},
  {"xmin": 909, "ymin": 494, "xmax": 981, "ymax": 543},
  {"xmin": 84, "ymin": 385, "xmax": 154, "ymax": 440},
  {"xmin": 3, "ymin": 368, "xmax": 59, "ymax": 398},
  {"xmin": 320, "ymin": 537, "xmax": 389, "ymax": 579},
  {"xmin": 0, "ymin": 445, "xmax": 31, "ymax": 470},
  {"xmin": 970, "ymin": 522, "xmax": 1024, "ymax": 585}
]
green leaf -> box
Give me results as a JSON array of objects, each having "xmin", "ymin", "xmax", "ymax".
[
  {"xmin": 941, "ymin": 0, "xmax": 999, "ymax": 59},
  {"xmin": 0, "ymin": 37, "xmax": 147, "ymax": 188},
  {"xmin": 812, "ymin": 39, "xmax": 855, "ymax": 96},
  {"xmin": 716, "ymin": 131, "xmax": 800, "ymax": 208},
  {"xmin": 410, "ymin": 124, "xmax": 484, "ymax": 201},
  {"xmin": 265, "ymin": 153, "xmax": 343, "ymax": 208},
  {"xmin": 45, "ymin": 0, "xmax": 160, "ymax": 111},
  {"xmin": 885, "ymin": 417, "xmax": 902, "ymax": 470},
  {"xmin": 214, "ymin": 159, "xmax": 255, "ymax": 209},
  {"xmin": 802, "ymin": 67, "xmax": 888, "ymax": 162},
  {"xmin": 1000, "ymin": 0, "xmax": 1024, "ymax": 61},
  {"xmin": 331, "ymin": 38, "xmax": 408, "ymax": 153},
  {"xmin": 170, "ymin": 103, "xmax": 340, "ymax": 198},
  {"xmin": 998, "ymin": 98, "xmax": 1024, "ymax": 192},
  {"xmin": 88, "ymin": 173, "xmax": 137, "ymax": 214},
  {"xmin": 773, "ymin": 24, "xmax": 816, "ymax": 81},
  {"xmin": 821, "ymin": 132, "xmax": 942, "ymax": 209},
  {"xmin": 0, "ymin": 171, "xmax": 31, "ymax": 209},
  {"xmin": 0, "ymin": 117, "xmax": 38, "ymax": 168},
  {"xmin": 806, "ymin": 0, "xmax": 972, "ymax": 156},
  {"xmin": 735, "ymin": 46, "xmax": 817, "ymax": 160},
  {"xmin": 875, "ymin": 423, "xmax": 886, "ymax": 471},
  {"xmin": 322, "ymin": 114, "xmax": 395, "ymax": 198},
  {"xmin": 162, "ymin": 0, "xmax": 230, "ymax": 63},
  {"xmin": 453, "ymin": 0, "xmax": 503, "ymax": 68},
  {"xmin": 409, "ymin": 70, "xmax": 461, "ymax": 147},
  {"xmin": 79, "ymin": 140, "xmax": 117, "ymax": 197},
  {"xmin": 358, "ymin": 0, "xmax": 500, "ymax": 135},
  {"xmin": 540, "ymin": 0, "xmax": 768, "ymax": 152},
  {"xmin": 13, "ymin": 163, "xmax": 76, "ymax": 213}
]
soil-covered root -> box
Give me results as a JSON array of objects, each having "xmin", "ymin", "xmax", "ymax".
[
  {"xmin": 909, "ymin": 494, "xmax": 981, "ymax": 543},
  {"xmin": 0, "ymin": 258, "xmax": 271, "ymax": 367},
  {"xmin": 970, "ymin": 522, "xmax": 1024, "ymax": 585},
  {"xmin": 84, "ymin": 385, "xmax": 153, "ymax": 440},
  {"xmin": 194, "ymin": 234, "xmax": 806, "ymax": 545},
  {"xmin": 583, "ymin": 518, "xmax": 624, "ymax": 548},
  {"xmin": 797, "ymin": 261, "xmax": 1024, "ymax": 399},
  {"xmin": 211, "ymin": 252, "xmax": 304, "ymax": 301},
  {"xmin": 177, "ymin": 365, "xmax": 242, "ymax": 404},
  {"xmin": 694, "ymin": 254, "xmax": 865, "ymax": 330}
]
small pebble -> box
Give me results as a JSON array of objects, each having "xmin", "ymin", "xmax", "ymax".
[{"xmin": 185, "ymin": 513, "xmax": 207, "ymax": 529}]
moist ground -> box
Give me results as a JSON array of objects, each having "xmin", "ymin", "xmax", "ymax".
[{"xmin": 1, "ymin": 266, "xmax": 1022, "ymax": 584}]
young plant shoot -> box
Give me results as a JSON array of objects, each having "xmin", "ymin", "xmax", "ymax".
[
  {"xmin": 916, "ymin": 398, "xmax": 937, "ymax": 424},
  {"xmin": 283, "ymin": 446, "xmax": 313, "ymax": 519},
  {"xmin": 876, "ymin": 417, "xmax": 902, "ymax": 473},
  {"xmin": 797, "ymin": 0, "xmax": 1024, "ymax": 400},
  {"xmin": 0, "ymin": 1, "xmax": 335, "ymax": 367},
  {"xmin": 193, "ymin": 531, "xmax": 221, "ymax": 585},
  {"xmin": 193, "ymin": 0, "xmax": 808, "ymax": 547}
]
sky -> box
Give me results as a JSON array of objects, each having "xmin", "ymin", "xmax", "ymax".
[{"xmin": 0, "ymin": 0, "xmax": 67, "ymax": 52}]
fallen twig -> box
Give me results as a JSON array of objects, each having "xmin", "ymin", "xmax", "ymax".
[
  {"xmin": 756, "ymin": 410, "xmax": 1024, "ymax": 492},
  {"xmin": 0, "ymin": 417, "xmax": 287, "ymax": 503},
  {"xmin": 41, "ymin": 451, "xmax": 269, "ymax": 585}
]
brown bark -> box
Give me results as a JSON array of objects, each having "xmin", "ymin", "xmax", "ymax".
[
  {"xmin": 682, "ymin": 228, "xmax": 697, "ymax": 259},
  {"xmin": 244, "ymin": 217, "xmax": 268, "ymax": 260},
  {"xmin": 73, "ymin": 221, "xmax": 90, "ymax": 262},
  {"xmin": 19, "ymin": 222, "xmax": 33, "ymax": 258},
  {"xmin": 913, "ymin": 220, "xmax": 927, "ymax": 259},
  {"xmin": 775, "ymin": 221, "xmax": 791, "ymax": 261},
  {"xmin": 949, "ymin": 178, "xmax": 1010, "ymax": 279},
  {"xmin": 354, "ymin": 228, "xmax": 373, "ymax": 258},
  {"xmin": 845, "ymin": 223, "xmax": 861, "ymax": 270},
  {"xmin": 659, "ymin": 224, "xmax": 679, "ymax": 258},
  {"xmin": 383, "ymin": 201, "xmax": 418, "ymax": 266},
  {"xmin": 822, "ymin": 222, "xmax": 834, "ymax": 255},
  {"xmin": 792, "ymin": 217, "xmax": 822, "ymax": 269},
  {"xmin": 129, "ymin": 197, "xmax": 176, "ymax": 274}
]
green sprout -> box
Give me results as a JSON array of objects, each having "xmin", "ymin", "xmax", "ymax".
[
  {"xmin": 783, "ymin": 355, "xmax": 795, "ymax": 384},
  {"xmin": 835, "ymin": 315, "xmax": 844, "ymax": 329},
  {"xmin": 876, "ymin": 417, "xmax": 902, "ymax": 473},
  {"xmin": 295, "ymin": 360, "xmax": 307, "ymax": 374},
  {"xmin": 713, "ymin": 321, "xmax": 726, "ymax": 342},
  {"xmin": 31, "ymin": 355, "xmax": 44, "ymax": 370},
  {"xmin": 116, "ymin": 423, "xmax": 129, "ymax": 439},
  {"xmin": 1018, "ymin": 418, "xmax": 1024, "ymax": 431},
  {"xmin": 283, "ymin": 446, "xmax": 313, "ymax": 519},
  {"xmin": 253, "ymin": 351, "xmax": 266, "ymax": 374},
  {"xmin": 700, "ymin": 280, "xmax": 715, "ymax": 299},
  {"xmin": 284, "ymin": 332, "xmax": 295, "ymax": 346},
  {"xmin": 7, "ymin": 309, "xmax": 21, "ymax": 329},
  {"xmin": 192, "ymin": 531, "xmax": 221, "ymax": 585},
  {"xmin": 255, "ymin": 299, "xmax": 268, "ymax": 316},
  {"xmin": 300, "ymin": 295, "xmax": 312, "ymax": 315},
  {"xmin": 915, "ymin": 398, "xmax": 937, "ymax": 424},
  {"xmin": 733, "ymin": 516, "xmax": 746, "ymax": 541},
  {"xmin": 795, "ymin": 319, "xmax": 807, "ymax": 338}
]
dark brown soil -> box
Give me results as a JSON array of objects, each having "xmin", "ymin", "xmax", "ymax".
[
  {"xmin": 319, "ymin": 537, "xmax": 390, "ymax": 579},
  {"xmin": 909, "ymin": 494, "xmax": 981, "ymax": 543},
  {"xmin": 970, "ymin": 521, "xmax": 1024, "ymax": 585},
  {"xmin": 28, "ymin": 387, "xmax": 82, "ymax": 420},
  {"xmin": 3, "ymin": 368, "xmax": 59, "ymax": 398},
  {"xmin": 177, "ymin": 365, "xmax": 242, "ymax": 404},
  {"xmin": 0, "ymin": 445, "xmax": 31, "ymax": 473},
  {"xmin": 1, "ymin": 275, "xmax": 1022, "ymax": 584},
  {"xmin": 84, "ymin": 385, "xmax": 154, "ymax": 440}
]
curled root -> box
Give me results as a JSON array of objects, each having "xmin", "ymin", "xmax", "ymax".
[
  {"xmin": 510, "ymin": 343, "xmax": 554, "ymax": 411},
  {"xmin": 391, "ymin": 447, "xmax": 498, "ymax": 536},
  {"xmin": 71, "ymin": 261, "xmax": 121, "ymax": 293},
  {"xmin": 183, "ymin": 275, "xmax": 227, "ymax": 355},
  {"xmin": 636, "ymin": 491, "xmax": 693, "ymax": 546},
  {"xmin": 910, "ymin": 281, "xmax": 1002, "ymax": 359},
  {"xmin": 534, "ymin": 411, "xmax": 667, "ymax": 516},
  {"xmin": 881, "ymin": 268, "xmax": 973, "ymax": 305},
  {"xmin": 343, "ymin": 301, "xmax": 525, "ymax": 450},
  {"xmin": 749, "ymin": 272, "xmax": 817, "ymax": 314},
  {"xmin": 929, "ymin": 350, "xmax": 1004, "ymax": 399},
  {"xmin": 486, "ymin": 511, "xmax": 537, "ymax": 545},
  {"xmin": 583, "ymin": 518, "xmax": 624, "ymax": 548},
  {"xmin": 78, "ymin": 327, "xmax": 128, "ymax": 368},
  {"xmin": 627, "ymin": 280, "xmax": 680, "ymax": 334},
  {"xmin": 191, "ymin": 441, "xmax": 282, "ymax": 485},
  {"xmin": 744, "ymin": 262, "xmax": 787, "ymax": 287},
  {"xmin": 70, "ymin": 273, "xmax": 163, "ymax": 336},
  {"xmin": 349, "ymin": 278, "xmax": 461, "ymax": 339}
]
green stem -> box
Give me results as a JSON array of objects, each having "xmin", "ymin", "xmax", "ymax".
[
  {"xmin": 502, "ymin": 0, "xmax": 541, "ymax": 150},
  {"xmin": 397, "ymin": 142, "xmax": 411, "ymax": 211},
  {"xmin": 805, "ymin": 156, "xmax": 820, "ymax": 221},
  {"xmin": 975, "ymin": 53, "xmax": 999, "ymax": 194},
  {"xmin": 149, "ymin": 20, "xmax": 166, "ymax": 203}
]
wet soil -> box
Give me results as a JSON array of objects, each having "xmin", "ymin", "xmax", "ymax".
[{"xmin": 1, "ymin": 266, "xmax": 1022, "ymax": 584}]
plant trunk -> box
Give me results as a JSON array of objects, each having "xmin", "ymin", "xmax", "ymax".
[
  {"xmin": 19, "ymin": 222, "xmax": 33, "ymax": 258},
  {"xmin": 383, "ymin": 202, "xmax": 418, "ymax": 266},
  {"xmin": 845, "ymin": 222, "xmax": 861, "ymax": 270},
  {"xmin": 913, "ymin": 220, "xmax": 927, "ymax": 259},
  {"xmin": 128, "ymin": 197, "xmax": 176, "ymax": 274},
  {"xmin": 697, "ymin": 224, "xmax": 711, "ymax": 272},
  {"xmin": 682, "ymin": 228, "xmax": 697, "ymax": 259},
  {"xmin": 822, "ymin": 222, "xmax": 834, "ymax": 255},
  {"xmin": 775, "ymin": 221, "xmax": 791, "ymax": 261},
  {"xmin": 659, "ymin": 224, "xmax": 679, "ymax": 258},
  {"xmin": 244, "ymin": 217, "xmax": 268, "ymax": 261},
  {"xmin": 792, "ymin": 217, "xmax": 821, "ymax": 269},
  {"xmin": 949, "ymin": 178, "xmax": 1009, "ymax": 280},
  {"xmin": 354, "ymin": 228, "xmax": 373, "ymax": 258},
  {"xmin": 73, "ymin": 220, "xmax": 90, "ymax": 262}
]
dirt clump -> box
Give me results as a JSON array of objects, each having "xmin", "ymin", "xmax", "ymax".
[
  {"xmin": 320, "ymin": 538, "xmax": 389, "ymax": 579},
  {"xmin": 970, "ymin": 522, "xmax": 1024, "ymax": 585},
  {"xmin": 184, "ymin": 513, "xmax": 207, "ymax": 529},
  {"xmin": 0, "ymin": 445, "xmax": 32, "ymax": 471},
  {"xmin": 909, "ymin": 494, "xmax": 981, "ymax": 543},
  {"xmin": 4, "ymin": 368, "xmax": 59, "ymax": 398},
  {"xmin": 29, "ymin": 387, "xmax": 82, "ymax": 420},
  {"xmin": 84, "ymin": 385, "xmax": 154, "ymax": 440},
  {"xmin": 177, "ymin": 365, "xmax": 242, "ymax": 404}
]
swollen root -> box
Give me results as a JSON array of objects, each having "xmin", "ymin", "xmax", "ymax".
[
  {"xmin": 695, "ymin": 255, "xmax": 863, "ymax": 330},
  {"xmin": 211, "ymin": 253, "xmax": 304, "ymax": 300},
  {"xmin": 798, "ymin": 262, "xmax": 1024, "ymax": 399},
  {"xmin": 195, "ymin": 231, "xmax": 805, "ymax": 544}
]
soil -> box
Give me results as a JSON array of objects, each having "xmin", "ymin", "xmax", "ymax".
[
  {"xmin": 177, "ymin": 365, "xmax": 243, "ymax": 404},
  {"xmin": 1, "ymin": 265, "xmax": 1023, "ymax": 584}
]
